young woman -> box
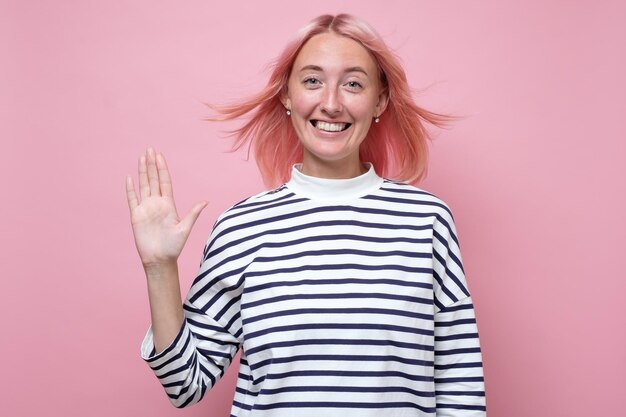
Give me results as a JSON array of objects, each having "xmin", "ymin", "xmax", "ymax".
[{"xmin": 127, "ymin": 14, "xmax": 486, "ymax": 417}]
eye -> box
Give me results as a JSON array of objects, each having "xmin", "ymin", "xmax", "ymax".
[
  {"xmin": 303, "ymin": 78, "xmax": 321, "ymax": 87},
  {"xmin": 345, "ymin": 80, "xmax": 363, "ymax": 90}
]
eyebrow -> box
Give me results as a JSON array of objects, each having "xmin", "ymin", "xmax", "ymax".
[{"xmin": 299, "ymin": 65, "xmax": 369, "ymax": 76}]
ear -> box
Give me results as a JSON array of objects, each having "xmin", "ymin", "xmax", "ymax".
[
  {"xmin": 375, "ymin": 88, "xmax": 389, "ymax": 118},
  {"xmin": 280, "ymin": 87, "xmax": 291, "ymax": 110}
]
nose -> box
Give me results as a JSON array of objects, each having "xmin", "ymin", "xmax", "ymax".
[{"xmin": 320, "ymin": 87, "xmax": 342, "ymax": 116}]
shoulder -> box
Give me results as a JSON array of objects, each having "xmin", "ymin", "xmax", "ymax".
[
  {"xmin": 200, "ymin": 184, "xmax": 299, "ymax": 257},
  {"xmin": 378, "ymin": 180, "xmax": 462, "ymax": 245},
  {"xmin": 211, "ymin": 183, "xmax": 298, "ymax": 232},
  {"xmin": 375, "ymin": 178, "xmax": 455, "ymax": 221},
  {"xmin": 226, "ymin": 184, "xmax": 291, "ymax": 213}
]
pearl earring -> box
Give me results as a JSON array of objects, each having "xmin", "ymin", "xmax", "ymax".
[
  {"xmin": 286, "ymin": 109, "xmax": 291, "ymax": 116},
  {"xmin": 374, "ymin": 116, "xmax": 380, "ymax": 123}
]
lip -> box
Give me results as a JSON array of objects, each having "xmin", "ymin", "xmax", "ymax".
[
  {"xmin": 309, "ymin": 119, "xmax": 352, "ymax": 134},
  {"xmin": 308, "ymin": 120, "xmax": 353, "ymax": 138}
]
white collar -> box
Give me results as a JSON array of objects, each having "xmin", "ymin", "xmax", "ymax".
[{"xmin": 286, "ymin": 163, "xmax": 383, "ymax": 202}]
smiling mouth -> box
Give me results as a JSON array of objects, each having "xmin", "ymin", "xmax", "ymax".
[{"xmin": 311, "ymin": 120, "xmax": 351, "ymax": 132}]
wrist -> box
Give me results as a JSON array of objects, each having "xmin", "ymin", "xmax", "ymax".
[{"xmin": 143, "ymin": 260, "xmax": 178, "ymax": 279}]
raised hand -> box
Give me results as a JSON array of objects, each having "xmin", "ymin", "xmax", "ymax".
[{"xmin": 126, "ymin": 148, "xmax": 207, "ymax": 267}]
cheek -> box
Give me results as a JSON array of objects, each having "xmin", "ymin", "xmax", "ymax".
[
  {"xmin": 344, "ymin": 95, "xmax": 378, "ymax": 118},
  {"xmin": 290, "ymin": 93, "xmax": 317, "ymax": 116}
]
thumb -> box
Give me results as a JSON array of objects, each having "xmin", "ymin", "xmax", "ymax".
[{"xmin": 180, "ymin": 201, "xmax": 208, "ymax": 233}]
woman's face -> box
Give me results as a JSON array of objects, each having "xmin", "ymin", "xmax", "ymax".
[{"xmin": 283, "ymin": 32, "xmax": 388, "ymax": 178}]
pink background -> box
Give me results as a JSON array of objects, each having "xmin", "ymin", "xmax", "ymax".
[{"xmin": 2, "ymin": 1, "xmax": 625, "ymax": 416}]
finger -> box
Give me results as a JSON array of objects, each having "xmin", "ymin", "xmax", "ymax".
[
  {"xmin": 126, "ymin": 176, "xmax": 139, "ymax": 210},
  {"xmin": 146, "ymin": 147, "xmax": 160, "ymax": 197},
  {"xmin": 156, "ymin": 152, "xmax": 174, "ymax": 198},
  {"xmin": 138, "ymin": 155, "xmax": 150, "ymax": 199},
  {"xmin": 179, "ymin": 201, "xmax": 208, "ymax": 234}
]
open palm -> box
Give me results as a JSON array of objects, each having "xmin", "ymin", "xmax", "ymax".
[{"xmin": 126, "ymin": 148, "xmax": 206, "ymax": 266}]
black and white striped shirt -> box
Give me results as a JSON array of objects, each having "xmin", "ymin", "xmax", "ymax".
[{"xmin": 141, "ymin": 164, "xmax": 486, "ymax": 416}]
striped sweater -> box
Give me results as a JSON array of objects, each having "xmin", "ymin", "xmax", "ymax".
[{"xmin": 141, "ymin": 164, "xmax": 486, "ymax": 416}]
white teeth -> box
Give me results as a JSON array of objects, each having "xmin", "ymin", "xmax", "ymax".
[{"xmin": 315, "ymin": 121, "xmax": 347, "ymax": 132}]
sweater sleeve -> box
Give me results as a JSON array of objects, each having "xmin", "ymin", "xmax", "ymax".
[
  {"xmin": 432, "ymin": 212, "xmax": 486, "ymax": 416},
  {"xmin": 139, "ymin": 222, "xmax": 244, "ymax": 408}
]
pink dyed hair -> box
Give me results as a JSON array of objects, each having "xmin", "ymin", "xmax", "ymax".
[{"xmin": 209, "ymin": 14, "xmax": 450, "ymax": 187}]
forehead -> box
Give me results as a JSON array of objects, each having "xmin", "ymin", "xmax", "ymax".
[{"xmin": 292, "ymin": 32, "xmax": 379, "ymax": 76}]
